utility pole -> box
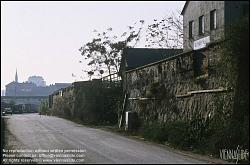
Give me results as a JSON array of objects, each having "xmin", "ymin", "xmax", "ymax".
[{"xmin": 14, "ymin": 69, "xmax": 18, "ymax": 105}]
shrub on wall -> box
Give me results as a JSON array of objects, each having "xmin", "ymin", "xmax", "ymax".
[
  {"xmin": 73, "ymin": 82, "xmax": 122, "ymax": 125},
  {"xmin": 51, "ymin": 97, "xmax": 64, "ymax": 116},
  {"xmin": 39, "ymin": 100, "xmax": 49, "ymax": 115},
  {"xmin": 140, "ymin": 121, "xmax": 193, "ymax": 149},
  {"xmin": 216, "ymin": 15, "xmax": 249, "ymax": 152}
]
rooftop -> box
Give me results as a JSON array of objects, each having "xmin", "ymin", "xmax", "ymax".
[{"xmin": 121, "ymin": 48, "xmax": 183, "ymax": 71}]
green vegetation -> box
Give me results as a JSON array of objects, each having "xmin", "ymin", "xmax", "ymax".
[
  {"xmin": 79, "ymin": 21, "xmax": 144, "ymax": 79},
  {"xmin": 215, "ymin": 14, "xmax": 249, "ymax": 154},
  {"xmin": 39, "ymin": 99, "xmax": 49, "ymax": 115},
  {"xmin": 140, "ymin": 121, "xmax": 189, "ymax": 147},
  {"xmin": 71, "ymin": 10, "xmax": 248, "ymax": 163},
  {"xmin": 112, "ymin": 15, "xmax": 249, "ymax": 163},
  {"xmin": 9, "ymin": 100, "xmax": 15, "ymax": 109},
  {"xmin": 135, "ymin": 15, "xmax": 249, "ymax": 163},
  {"xmin": 51, "ymin": 82, "xmax": 122, "ymax": 126},
  {"xmin": 74, "ymin": 82, "xmax": 122, "ymax": 125}
]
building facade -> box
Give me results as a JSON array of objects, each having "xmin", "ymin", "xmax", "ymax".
[
  {"xmin": 182, "ymin": 1, "xmax": 248, "ymax": 51},
  {"xmin": 121, "ymin": 1, "xmax": 248, "ymax": 126}
]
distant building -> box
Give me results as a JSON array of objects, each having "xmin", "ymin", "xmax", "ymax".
[
  {"xmin": 28, "ymin": 75, "xmax": 46, "ymax": 87},
  {"xmin": 15, "ymin": 69, "xmax": 18, "ymax": 83},
  {"xmin": 1, "ymin": 90, "xmax": 5, "ymax": 96},
  {"xmin": 5, "ymin": 71, "xmax": 71, "ymax": 96}
]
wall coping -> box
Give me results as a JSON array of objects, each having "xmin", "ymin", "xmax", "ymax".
[{"xmin": 125, "ymin": 39, "xmax": 224, "ymax": 74}]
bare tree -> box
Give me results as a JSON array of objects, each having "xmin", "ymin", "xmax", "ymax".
[
  {"xmin": 78, "ymin": 11, "xmax": 184, "ymax": 80},
  {"xmin": 145, "ymin": 11, "xmax": 183, "ymax": 49}
]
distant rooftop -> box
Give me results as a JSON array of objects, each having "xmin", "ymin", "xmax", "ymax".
[{"xmin": 29, "ymin": 75, "xmax": 43, "ymax": 78}]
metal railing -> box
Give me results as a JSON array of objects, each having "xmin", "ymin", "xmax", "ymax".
[{"xmin": 101, "ymin": 72, "xmax": 121, "ymax": 87}]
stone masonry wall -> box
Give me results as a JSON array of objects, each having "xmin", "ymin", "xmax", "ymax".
[{"xmin": 124, "ymin": 44, "xmax": 234, "ymax": 125}]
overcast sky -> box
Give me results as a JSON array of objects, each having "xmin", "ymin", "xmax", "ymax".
[{"xmin": 1, "ymin": 1, "xmax": 185, "ymax": 91}]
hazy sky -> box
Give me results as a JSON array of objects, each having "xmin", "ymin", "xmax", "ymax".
[{"xmin": 1, "ymin": 1, "xmax": 185, "ymax": 91}]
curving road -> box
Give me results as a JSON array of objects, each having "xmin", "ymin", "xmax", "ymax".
[{"xmin": 4, "ymin": 113, "xmax": 209, "ymax": 164}]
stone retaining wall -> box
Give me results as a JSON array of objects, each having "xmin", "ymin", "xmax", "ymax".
[{"xmin": 124, "ymin": 43, "xmax": 234, "ymax": 125}]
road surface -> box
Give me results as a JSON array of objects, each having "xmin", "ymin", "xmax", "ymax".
[{"xmin": 4, "ymin": 113, "xmax": 209, "ymax": 164}]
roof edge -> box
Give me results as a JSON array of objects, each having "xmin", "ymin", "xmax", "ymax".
[
  {"xmin": 125, "ymin": 50, "xmax": 192, "ymax": 73},
  {"xmin": 181, "ymin": 1, "xmax": 189, "ymax": 15}
]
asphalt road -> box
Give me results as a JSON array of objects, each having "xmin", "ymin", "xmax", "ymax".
[{"xmin": 4, "ymin": 113, "xmax": 209, "ymax": 164}]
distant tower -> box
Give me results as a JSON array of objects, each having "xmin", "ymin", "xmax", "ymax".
[{"xmin": 15, "ymin": 69, "xmax": 18, "ymax": 82}]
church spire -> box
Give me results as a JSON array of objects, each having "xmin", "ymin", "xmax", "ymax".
[{"xmin": 15, "ymin": 69, "xmax": 18, "ymax": 82}]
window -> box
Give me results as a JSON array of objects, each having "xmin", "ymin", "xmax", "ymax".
[
  {"xmin": 199, "ymin": 15, "xmax": 205, "ymax": 35},
  {"xmin": 210, "ymin": 10, "xmax": 217, "ymax": 30},
  {"xmin": 189, "ymin": 21, "xmax": 194, "ymax": 38},
  {"xmin": 59, "ymin": 90, "xmax": 63, "ymax": 97}
]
